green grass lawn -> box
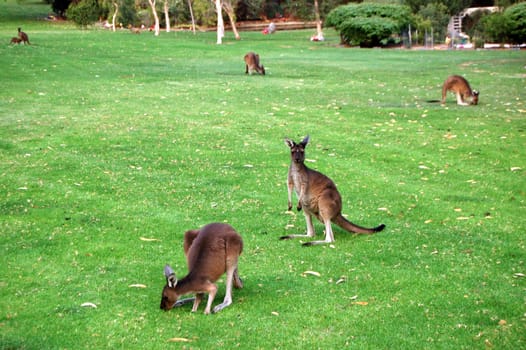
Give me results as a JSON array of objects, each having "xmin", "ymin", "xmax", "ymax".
[{"xmin": 1, "ymin": 1, "xmax": 525, "ymax": 348}]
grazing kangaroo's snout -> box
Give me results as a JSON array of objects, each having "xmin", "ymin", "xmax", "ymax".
[
  {"xmin": 160, "ymin": 265, "xmax": 180, "ymax": 310},
  {"xmin": 160, "ymin": 223, "xmax": 243, "ymax": 315},
  {"xmin": 441, "ymin": 75, "xmax": 479, "ymax": 106}
]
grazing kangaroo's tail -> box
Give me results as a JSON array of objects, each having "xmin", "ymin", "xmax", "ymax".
[{"xmin": 334, "ymin": 214, "xmax": 385, "ymax": 234}]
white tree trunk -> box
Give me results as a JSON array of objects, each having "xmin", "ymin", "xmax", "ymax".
[
  {"xmin": 222, "ymin": 0, "xmax": 239, "ymax": 40},
  {"xmin": 164, "ymin": 0, "xmax": 170, "ymax": 33},
  {"xmin": 148, "ymin": 0, "xmax": 160, "ymax": 36},
  {"xmin": 163, "ymin": 0, "xmax": 170, "ymax": 32},
  {"xmin": 111, "ymin": 2, "xmax": 118, "ymax": 32},
  {"xmin": 187, "ymin": 0, "xmax": 196, "ymax": 34},
  {"xmin": 215, "ymin": 0, "xmax": 224, "ymax": 44},
  {"xmin": 314, "ymin": 0, "xmax": 323, "ymax": 39}
]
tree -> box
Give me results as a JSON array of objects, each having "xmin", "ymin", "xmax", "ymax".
[
  {"xmin": 504, "ymin": 1, "xmax": 526, "ymax": 44},
  {"xmin": 111, "ymin": 0, "xmax": 118, "ymax": 31},
  {"xmin": 417, "ymin": 2, "xmax": 450, "ymax": 42},
  {"xmin": 148, "ymin": 0, "xmax": 160, "ymax": 35},
  {"xmin": 222, "ymin": 0, "xmax": 240, "ymax": 40},
  {"xmin": 402, "ymin": 0, "xmax": 472, "ymax": 16},
  {"xmin": 163, "ymin": 0, "xmax": 171, "ymax": 32},
  {"xmin": 187, "ymin": 0, "xmax": 196, "ymax": 34},
  {"xmin": 215, "ymin": 0, "xmax": 223, "ymax": 44},
  {"xmin": 314, "ymin": 0, "xmax": 324, "ymax": 40},
  {"xmin": 480, "ymin": 11, "xmax": 511, "ymax": 42}
]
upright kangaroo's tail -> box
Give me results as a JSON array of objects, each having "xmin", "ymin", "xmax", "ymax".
[{"xmin": 334, "ymin": 214, "xmax": 385, "ymax": 235}]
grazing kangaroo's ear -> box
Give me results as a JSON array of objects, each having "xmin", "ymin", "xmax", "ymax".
[
  {"xmin": 301, "ymin": 135, "xmax": 310, "ymax": 147},
  {"xmin": 164, "ymin": 265, "xmax": 177, "ymax": 288},
  {"xmin": 473, "ymin": 90, "xmax": 479, "ymax": 96},
  {"xmin": 284, "ymin": 138, "xmax": 295, "ymax": 148}
]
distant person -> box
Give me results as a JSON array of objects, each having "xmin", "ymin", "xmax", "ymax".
[
  {"xmin": 445, "ymin": 35, "xmax": 451, "ymax": 49},
  {"xmin": 263, "ymin": 22, "xmax": 276, "ymax": 35}
]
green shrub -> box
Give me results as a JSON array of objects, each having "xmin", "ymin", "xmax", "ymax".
[
  {"xmin": 340, "ymin": 16, "xmax": 398, "ymax": 47},
  {"xmin": 504, "ymin": 1, "xmax": 526, "ymax": 44},
  {"xmin": 325, "ymin": 2, "xmax": 412, "ymax": 47},
  {"xmin": 66, "ymin": 0, "xmax": 100, "ymax": 27},
  {"xmin": 480, "ymin": 11, "xmax": 512, "ymax": 43}
]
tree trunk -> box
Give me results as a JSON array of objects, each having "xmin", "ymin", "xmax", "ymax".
[
  {"xmin": 148, "ymin": 0, "xmax": 160, "ymax": 36},
  {"xmin": 222, "ymin": 1, "xmax": 240, "ymax": 40},
  {"xmin": 215, "ymin": 0, "xmax": 224, "ymax": 44},
  {"xmin": 111, "ymin": 1, "xmax": 118, "ymax": 32},
  {"xmin": 187, "ymin": 0, "xmax": 196, "ymax": 34},
  {"xmin": 164, "ymin": 0, "xmax": 170, "ymax": 32},
  {"xmin": 314, "ymin": 0, "xmax": 323, "ymax": 39}
]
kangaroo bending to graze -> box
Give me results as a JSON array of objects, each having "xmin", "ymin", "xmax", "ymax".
[
  {"xmin": 280, "ymin": 136, "xmax": 385, "ymax": 246},
  {"xmin": 160, "ymin": 222, "xmax": 243, "ymax": 314},
  {"xmin": 18, "ymin": 27, "xmax": 30, "ymax": 45},
  {"xmin": 244, "ymin": 52, "xmax": 265, "ymax": 75},
  {"xmin": 10, "ymin": 37, "xmax": 22, "ymax": 44},
  {"xmin": 441, "ymin": 75, "xmax": 479, "ymax": 105}
]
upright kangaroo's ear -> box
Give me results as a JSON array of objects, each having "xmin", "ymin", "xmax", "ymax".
[
  {"xmin": 300, "ymin": 135, "xmax": 310, "ymax": 147},
  {"xmin": 284, "ymin": 138, "xmax": 295, "ymax": 148},
  {"xmin": 164, "ymin": 265, "xmax": 177, "ymax": 288}
]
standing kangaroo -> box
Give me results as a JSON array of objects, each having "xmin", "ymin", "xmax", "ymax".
[
  {"xmin": 160, "ymin": 222, "xmax": 243, "ymax": 314},
  {"xmin": 244, "ymin": 52, "xmax": 265, "ymax": 75},
  {"xmin": 441, "ymin": 75, "xmax": 479, "ymax": 105},
  {"xmin": 18, "ymin": 27, "xmax": 30, "ymax": 45},
  {"xmin": 280, "ymin": 136, "xmax": 385, "ymax": 246}
]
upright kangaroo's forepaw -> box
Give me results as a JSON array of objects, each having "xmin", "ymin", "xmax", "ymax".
[{"xmin": 297, "ymin": 203, "xmax": 302, "ymax": 211}]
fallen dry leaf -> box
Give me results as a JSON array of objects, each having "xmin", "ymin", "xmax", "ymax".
[
  {"xmin": 302, "ymin": 271, "xmax": 321, "ymax": 277},
  {"xmin": 167, "ymin": 337, "xmax": 192, "ymax": 343},
  {"xmin": 81, "ymin": 302, "xmax": 97, "ymax": 308},
  {"xmin": 352, "ymin": 301, "xmax": 369, "ymax": 306},
  {"xmin": 129, "ymin": 284, "xmax": 147, "ymax": 288},
  {"xmin": 139, "ymin": 237, "xmax": 160, "ymax": 242}
]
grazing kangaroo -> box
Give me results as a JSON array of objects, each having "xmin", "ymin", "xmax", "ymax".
[
  {"xmin": 244, "ymin": 52, "xmax": 265, "ymax": 75},
  {"xmin": 280, "ymin": 136, "xmax": 385, "ymax": 246},
  {"xmin": 441, "ymin": 75, "xmax": 479, "ymax": 105},
  {"xmin": 160, "ymin": 223, "xmax": 243, "ymax": 314},
  {"xmin": 10, "ymin": 37, "xmax": 22, "ymax": 44},
  {"xmin": 18, "ymin": 27, "xmax": 30, "ymax": 45}
]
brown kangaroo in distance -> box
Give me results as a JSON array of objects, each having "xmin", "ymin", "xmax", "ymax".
[
  {"xmin": 10, "ymin": 37, "xmax": 22, "ymax": 44},
  {"xmin": 280, "ymin": 136, "xmax": 385, "ymax": 246},
  {"xmin": 18, "ymin": 27, "xmax": 30, "ymax": 45},
  {"xmin": 160, "ymin": 222, "xmax": 243, "ymax": 314},
  {"xmin": 244, "ymin": 52, "xmax": 265, "ymax": 75},
  {"xmin": 441, "ymin": 75, "xmax": 479, "ymax": 105}
]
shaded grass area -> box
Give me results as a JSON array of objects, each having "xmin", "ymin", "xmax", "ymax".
[{"xmin": 1, "ymin": 1, "xmax": 525, "ymax": 348}]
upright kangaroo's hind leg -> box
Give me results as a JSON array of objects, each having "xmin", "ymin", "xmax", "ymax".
[{"xmin": 280, "ymin": 211, "xmax": 316, "ymax": 241}]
